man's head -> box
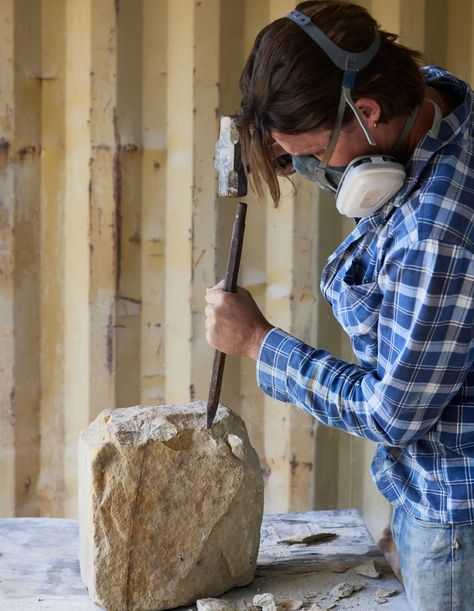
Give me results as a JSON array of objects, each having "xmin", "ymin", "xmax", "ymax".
[{"xmin": 237, "ymin": 0, "xmax": 425, "ymax": 204}]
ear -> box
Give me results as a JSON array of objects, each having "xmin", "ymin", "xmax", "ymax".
[{"xmin": 355, "ymin": 98, "xmax": 381, "ymax": 123}]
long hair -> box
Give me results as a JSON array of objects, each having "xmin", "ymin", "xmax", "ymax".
[{"xmin": 237, "ymin": 0, "xmax": 425, "ymax": 204}]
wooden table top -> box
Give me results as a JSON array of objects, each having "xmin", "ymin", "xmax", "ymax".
[{"xmin": 0, "ymin": 509, "xmax": 408, "ymax": 610}]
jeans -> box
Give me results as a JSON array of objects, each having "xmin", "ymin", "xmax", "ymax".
[{"xmin": 392, "ymin": 506, "xmax": 474, "ymax": 611}]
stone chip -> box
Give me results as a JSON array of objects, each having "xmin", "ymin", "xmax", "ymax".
[
  {"xmin": 276, "ymin": 599, "xmax": 304, "ymax": 610},
  {"xmin": 227, "ymin": 434, "xmax": 246, "ymax": 461},
  {"xmin": 196, "ymin": 598, "xmax": 238, "ymax": 611},
  {"xmin": 374, "ymin": 587, "xmax": 397, "ymax": 604},
  {"xmin": 278, "ymin": 532, "xmax": 338, "ymax": 545},
  {"xmin": 355, "ymin": 559, "xmax": 380, "ymax": 578},
  {"xmin": 253, "ymin": 592, "xmax": 278, "ymax": 611}
]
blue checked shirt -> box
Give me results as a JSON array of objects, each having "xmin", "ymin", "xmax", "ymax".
[{"xmin": 257, "ymin": 67, "xmax": 474, "ymax": 524}]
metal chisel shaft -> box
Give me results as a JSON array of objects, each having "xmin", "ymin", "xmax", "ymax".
[{"xmin": 206, "ymin": 202, "xmax": 247, "ymax": 428}]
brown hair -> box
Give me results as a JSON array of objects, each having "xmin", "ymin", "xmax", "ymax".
[{"xmin": 237, "ymin": 0, "xmax": 425, "ymax": 204}]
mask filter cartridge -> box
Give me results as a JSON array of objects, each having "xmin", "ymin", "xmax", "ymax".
[{"xmin": 335, "ymin": 156, "xmax": 405, "ymax": 218}]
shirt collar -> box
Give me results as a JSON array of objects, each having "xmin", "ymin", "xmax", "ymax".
[
  {"xmin": 326, "ymin": 68, "xmax": 472, "ymax": 257},
  {"xmin": 393, "ymin": 67, "xmax": 472, "ymax": 206}
]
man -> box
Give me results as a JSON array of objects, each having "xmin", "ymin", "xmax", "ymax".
[{"xmin": 205, "ymin": 2, "xmax": 474, "ymax": 609}]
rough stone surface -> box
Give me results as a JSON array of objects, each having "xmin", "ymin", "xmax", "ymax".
[{"xmin": 78, "ymin": 401, "xmax": 264, "ymax": 610}]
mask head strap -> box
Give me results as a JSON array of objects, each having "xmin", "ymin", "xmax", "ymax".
[
  {"xmin": 286, "ymin": 10, "xmax": 381, "ymax": 76},
  {"xmin": 286, "ymin": 9, "xmax": 381, "ymax": 191}
]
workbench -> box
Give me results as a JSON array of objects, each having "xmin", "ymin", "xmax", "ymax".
[{"xmin": 0, "ymin": 509, "xmax": 409, "ymax": 610}]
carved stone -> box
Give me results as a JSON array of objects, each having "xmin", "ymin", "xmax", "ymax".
[{"xmin": 78, "ymin": 401, "xmax": 263, "ymax": 610}]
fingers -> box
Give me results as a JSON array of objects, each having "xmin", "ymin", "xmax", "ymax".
[
  {"xmin": 204, "ymin": 303, "xmax": 214, "ymax": 324},
  {"xmin": 205, "ymin": 282, "xmax": 223, "ymax": 305},
  {"xmin": 204, "ymin": 282, "xmax": 273, "ymax": 358},
  {"xmin": 209, "ymin": 279, "xmax": 247, "ymax": 292},
  {"xmin": 205, "ymin": 282, "xmax": 249, "ymax": 304},
  {"xmin": 206, "ymin": 279, "xmax": 224, "ymax": 294}
]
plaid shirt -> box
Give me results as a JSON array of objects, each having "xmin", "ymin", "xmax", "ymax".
[{"xmin": 257, "ymin": 67, "xmax": 474, "ymax": 524}]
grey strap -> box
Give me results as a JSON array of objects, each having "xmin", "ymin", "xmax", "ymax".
[
  {"xmin": 317, "ymin": 84, "xmax": 348, "ymax": 188},
  {"xmin": 286, "ymin": 7, "xmax": 381, "ymax": 174},
  {"xmin": 426, "ymin": 100, "xmax": 442, "ymax": 138},
  {"xmin": 342, "ymin": 86, "xmax": 376, "ymax": 145},
  {"xmin": 391, "ymin": 106, "xmax": 420, "ymax": 155},
  {"xmin": 286, "ymin": 10, "xmax": 380, "ymax": 75}
]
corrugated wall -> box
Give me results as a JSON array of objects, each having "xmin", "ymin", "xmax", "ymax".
[{"xmin": 0, "ymin": 0, "xmax": 472, "ymax": 537}]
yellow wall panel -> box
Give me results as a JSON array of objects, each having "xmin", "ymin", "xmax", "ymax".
[
  {"xmin": 63, "ymin": 0, "xmax": 92, "ymax": 519},
  {"xmin": 165, "ymin": 0, "xmax": 220, "ymax": 404},
  {"xmin": 140, "ymin": 0, "xmax": 167, "ymax": 405},
  {"xmin": 0, "ymin": 0, "xmax": 15, "ymax": 517},
  {"xmin": 447, "ymin": 0, "xmax": 473, "ymax": 82},
  {"xmin": 38, "ymin": 0, "xmax": 67, "ymax": 516},
  {"xmin": 89, "ymin": 0, "xmax": 119, "ymax": 422},
  {"xmin": 12, "ymin": 0, "xmax": 42, "ymax": 518},
  {"xmin": 0, "ymin": 0, "xmax": 471, "ymax": 527}
]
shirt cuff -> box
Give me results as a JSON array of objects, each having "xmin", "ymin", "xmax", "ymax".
[{"xmin": 256, "ymin": 327, "xmax": 302, "ymax": 402}]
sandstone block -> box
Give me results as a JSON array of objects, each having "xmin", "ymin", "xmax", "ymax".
[{"xmin": 78, "ymin": 401, "xmax": 264, "ymax": 610}]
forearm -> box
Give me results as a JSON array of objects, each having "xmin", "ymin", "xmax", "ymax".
[
  {"xmin": 257, "ymin": 327, "xmax": 468, "ymax": 446},
  {"xmin": 257, "ymin": 241, "xmax": 474, "ymax": 446},
  {"xmin": 257, "ymin": 328, "xmax": 387, "ymax": 441}
]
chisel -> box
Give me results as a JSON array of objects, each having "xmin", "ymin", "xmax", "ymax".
[{"xmin": 206, "ymin": 202, "xmax": 247, "ymax": 428}]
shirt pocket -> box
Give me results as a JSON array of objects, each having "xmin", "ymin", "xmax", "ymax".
[
  {"xmin": 372, "ymin": 445, "xmax": 403, "ymax": 507},
  {"xmin": 336, "ymin": 274, "xmax": 383, "ymax": 367}
]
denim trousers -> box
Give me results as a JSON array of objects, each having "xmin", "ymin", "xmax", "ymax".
[{"xmin": 392, "ymin": 506, "xmax": 474, "ymax": 611}]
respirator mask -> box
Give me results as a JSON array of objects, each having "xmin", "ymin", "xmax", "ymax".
[{"xmin": 285, "ymin": 10, "xmax": 438, "ymax": 219}]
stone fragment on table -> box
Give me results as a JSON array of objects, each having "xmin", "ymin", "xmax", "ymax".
[
  {"xmin": 78, "ymin": 401, "xmax": 264, "ymax": 611},
  {"xmin": 374, "ymin": 587, "xmax": 397, "ymax": 603},
  {"xmin": 278, "ymin": 532, "xmax": 337, "ymax": 545},
  {"xmin": 329, "ymin": 581, "xmax": 364, "ymax": 599},
  {"xmin": 355, "ymin": 559, "xmax": 381, "ymax": 578},
  {"xmin": 276, "ymin": 599, "xmax": 303, "ymax": 610},
  {"xmin": 253, "ymin": 592, "xmax": 278, "ymax": 611},
  {"xmin": 196, "ymin": 598, "xmax": 238, "ymax": 611},
  {"xmin": 310, "ymin": 601, "xmax": 337, "ymax": 610}
]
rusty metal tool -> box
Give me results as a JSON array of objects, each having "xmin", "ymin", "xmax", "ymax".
[
  {"xmin": 206, "ymin": 201, "xmax": 247, "ymax": 428},
  {"xmin": 206, "ymin": 116, "xmax": 248, "ymax": 429}
]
